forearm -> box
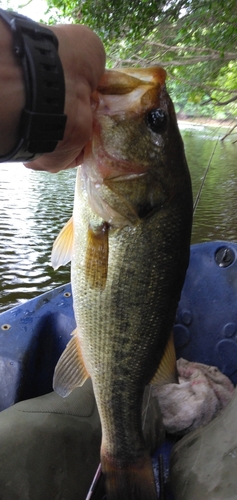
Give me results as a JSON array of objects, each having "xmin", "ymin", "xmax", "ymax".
[
  {"xmin": 0, "ymin": 19, "xmax": 25, "ymax": 155},
  {"xmin": 0, "ymin": 12, "xmax": 105, "ymax": 170}
]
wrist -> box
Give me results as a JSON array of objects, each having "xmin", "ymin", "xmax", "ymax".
[{"xmin": 0, "ymin": 19, "xmax": 25, "ymax": 155}]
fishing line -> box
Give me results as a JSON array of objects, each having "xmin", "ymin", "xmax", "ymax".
[
  {"xmin": 142, "ymin": 384, "xmax": 152, "ymax": 431},
  {"xmin": 193, "ymin": 138, "xmax": 219, "ymax": 215}
]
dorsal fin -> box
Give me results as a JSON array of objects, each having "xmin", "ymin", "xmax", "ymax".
[
  {"xmin": 151, "ymin": 331, "xmax": 178, "ymax": 386},
  {"xmin": 51, "ymin": 217, "xmax": 74, "ymax": 270},
  {"xmin": 85, "ymin": 222, "xmax": 109, "ymax": 290},
  {"xmin": 53, "ymin": 329, "xmax": 89, "ymax": 397}
]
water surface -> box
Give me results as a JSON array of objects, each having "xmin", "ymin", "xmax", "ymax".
[
  {"xmin": 0, "ymin": 166, "xmax": 75, "ymax": 311},
  {"xmin": 0, "ymin": 123, "xmax": 236, "ymax": 312},
  {"xmin": 180, "ymin": 123, "xmax": 237, "ymax": 244}
]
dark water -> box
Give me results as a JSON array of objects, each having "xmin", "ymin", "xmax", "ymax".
[{"xmin": 0, "ymin": 123, "xmax": 236, "ymax": 312}]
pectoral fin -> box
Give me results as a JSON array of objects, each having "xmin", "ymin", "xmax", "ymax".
[
  {"xmin": 51, "ymin": 217, "xmax": 74, "ymax": 270},
  {"xmin": 85, "ymin": 222, "xmax": 109, "ymax": 290},
  {"xmin": 151, "ymin": 331, "xmax": 178, "ymax": 386},
  {"xmin": 53, "ymin": 329, "xmax": 89, "ymax": 397}
]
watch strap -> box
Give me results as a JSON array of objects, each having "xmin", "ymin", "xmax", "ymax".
[{"xmin": 0, "ymin": 9, "xmax": 67, "ymax": 162}]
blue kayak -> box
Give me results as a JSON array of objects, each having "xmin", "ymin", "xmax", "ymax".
[{"xmin": 0, "ymin": 240, "xmax": 236, "ymax": 499}]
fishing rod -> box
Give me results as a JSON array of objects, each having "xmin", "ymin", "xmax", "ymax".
[
  {"xmin": 85, "ymin": 463, "xmax": 106, "ymax": 500},
  {"xmin": 193, "ymin": 138, "xmax": 219, "ymax": 215}
]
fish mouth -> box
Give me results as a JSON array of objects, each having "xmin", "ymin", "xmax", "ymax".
[
  {"xmin": 95, "ymin": 66, "xmax": 167, "ymax": 117},
  {"xmin": 97, "ymin": 66, "xmax": 167, "ymax": 95}
]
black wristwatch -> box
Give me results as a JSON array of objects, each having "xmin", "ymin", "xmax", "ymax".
[{"xmin": 0, "ymin": 9, "xmax": 67, "ymax": 162}]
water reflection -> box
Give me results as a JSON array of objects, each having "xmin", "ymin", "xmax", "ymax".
[{"xmin": 0, "ymin": 124, "xmax": 236, "ymax": 312}]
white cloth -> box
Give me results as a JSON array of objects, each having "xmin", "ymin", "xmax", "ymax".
[{"xmin": 153, "ymin": 358, "xmax": 234, "ymax": 435}]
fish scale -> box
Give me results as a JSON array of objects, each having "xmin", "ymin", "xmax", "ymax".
[{"xmin": 52, "ymin": 66, "xmax": 193, "ymax": 500}]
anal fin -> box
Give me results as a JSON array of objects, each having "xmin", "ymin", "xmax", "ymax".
[
  {"xmin": 151, "ymin": 331, "xmax": 178, "ymax": 386},
  {"xmin": 53, "ymin": 328, "xmax": 89, "ymax": 397}
]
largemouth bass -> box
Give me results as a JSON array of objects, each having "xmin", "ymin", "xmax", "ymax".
[{"xmin": 51, "ymin": 66, "xmax": 193, "ymax": 500}]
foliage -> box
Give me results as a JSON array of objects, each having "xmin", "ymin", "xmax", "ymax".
[{"xmin": 38, "ymin": 0, "xmax": 237, "ymax": 122}]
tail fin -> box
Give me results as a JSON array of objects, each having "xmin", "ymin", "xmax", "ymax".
[{"xmin": 101, "ymin": 452, "xmax": 158, "ymax": 500}]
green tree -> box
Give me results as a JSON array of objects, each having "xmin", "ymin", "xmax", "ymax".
[{"xmin": 45, "ymin": 0, "xmax": 237, "ymax": 122}]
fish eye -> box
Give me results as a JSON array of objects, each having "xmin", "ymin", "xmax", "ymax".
[{"xmin": 146, "ymin": 108, "xmax": 167, "ymax": 133}]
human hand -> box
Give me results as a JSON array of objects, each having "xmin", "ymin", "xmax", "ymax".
[{"xmin": 25, "ymin": 24, "xmax": 105, "ymax": 173}]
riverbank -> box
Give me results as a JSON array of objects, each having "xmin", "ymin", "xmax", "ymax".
[
  {"xmin": 177, "ymin": 115, "xmax": 237, "ymax": 129},
  {"xmin": 177, "ymin": 117, "xmax": 237, "ymax": 142}
]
